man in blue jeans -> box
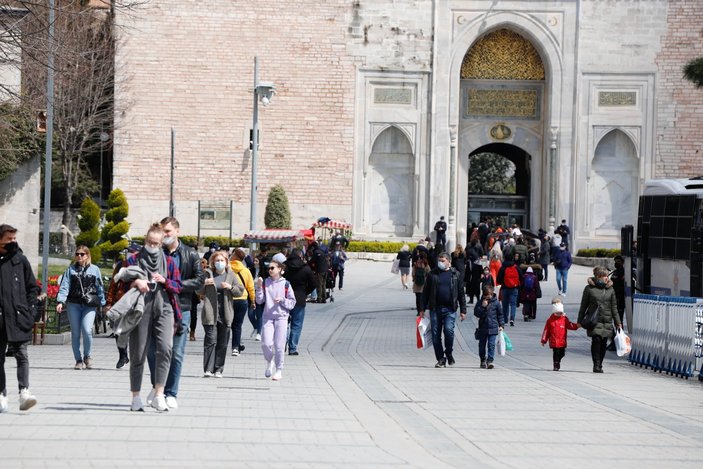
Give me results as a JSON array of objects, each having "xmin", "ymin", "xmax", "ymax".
[
  {"xmin": 147, "ymin": 217, "xmax": 204, "ymax": 410},
  {"xmin": 419, "ymin": 252, "xmax": 467, "ymax": 368},
  {"xmin": 497, "ymin": 254, "xmax": 522, "ymax": 326},
  {"xmin": 553, "ymin": 242, "xmax": 573, "ymax": 296},
  {"xmin": 283, "ymin": 249, "xmax": 316, "ymax": 355}
]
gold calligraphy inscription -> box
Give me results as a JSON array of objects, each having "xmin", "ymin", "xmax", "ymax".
[
  {"xmin": 462, "ymin": 29, "xmax": 545, "ymax": 80},
  {"xmin": 467, "ymin": 89, "xmax": 538, "ymax": 118},
  {"xmin": 598, "ymin": 91, "xmax": 636, "ymax": 106}
]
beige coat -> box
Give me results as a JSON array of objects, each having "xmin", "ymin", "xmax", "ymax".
[{"xmin": 198, "ymin": 268, "xmax": 244, "ymax": 327}]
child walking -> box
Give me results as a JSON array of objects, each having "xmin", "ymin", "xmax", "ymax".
[
  {"xmin": 520, "ymin": 266, "xmax": 541, "ymax": 321},
  {"xmin": 473, "ymin": 284, "xmax": 504, "ymax": 369},
  {"xmin": 540, "ymin": 298, "xmax": 579, "ymax": 371},
  {"xmin": 255, "ymin": 259, "xmax": 297, "ymax": 381}
]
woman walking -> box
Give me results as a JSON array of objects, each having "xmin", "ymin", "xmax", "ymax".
[
  {"xmin": 200, "ymin": 251, "xmax": 244, "ymax": 377},
  {"xmin": 396, "ymin": 244, "xmax": 412, "ymax": 289},
  {"xmin": 451, "ymin": 244, "xmax": 467, "ymax": 292},
  {"xmin": 56, "ymin": 246, "xmax": 106, "ymax": 370},
  {"xmin": 577, "ymin": 266, "xmax": 621, "ymax": 373},
  {"xmin": 488, "ymin": 242, "xmax": 503, "ymax": 287}
]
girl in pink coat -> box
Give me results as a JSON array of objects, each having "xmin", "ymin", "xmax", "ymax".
[{"xmin": 255, "ymin": 259, "xmax": 297, "ymax": 381}]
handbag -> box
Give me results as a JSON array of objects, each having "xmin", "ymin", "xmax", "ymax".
[
  {"xmin": 78, "ymin": 272, "xmax": 100, "ymax": 307},
  {"xmin": 581, "ymin": 306, "xmax": 599, "ymax": 330},
  {"xmin": 391, "ymin": 258, "xmax": 400, "ymax": 275}
]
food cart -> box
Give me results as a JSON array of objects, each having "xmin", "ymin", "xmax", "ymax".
[
  {"xmin": 311, "ymin": 219, "xmax": 352, "ymax": 245},
  {"xmin": 242, "ymin": 229, "xmax": 307, "ymax": 256}
]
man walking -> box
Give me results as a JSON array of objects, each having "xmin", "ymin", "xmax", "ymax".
[
  {"xmin": 330, "ymin": 242, "xmax": 348, "ymax": 290},
  {"xmin": 552, "ymin": 243, "xmax": 572, "ymax": 296},
  {"xmin": 0, "ymin": 225, "xmax": 38, "ymax": 412},
  {"xmin": 434, "ymin": 216, "xmax": 447, "ymax": 251},
  {"xmin": 555, "ymin": 219, "xmax": 571, "ymax": 250},
  {"xmin": 419, "ymin": 252, "xmax": 467, "ymax": 368},
  {"xmin": 283, "ymin": 249, "xmax": 316, "ymax": 355},
  {"xmin": 310, "ymin": 242, "xmax": 329, "ymax": 303},
  {"xmin": 147, "ymin": 217, "xmax": 204, "ymax": 410}
]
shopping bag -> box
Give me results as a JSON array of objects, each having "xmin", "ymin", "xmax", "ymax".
[
  {"xmin": 614, "ymin": 328, "xmax": 631, "ymax": 356},
  {"xmin": 503, "ymin": 331, "xmax": 513, "ymax": 351},
  {"xmin": 416, "ymin": 315, "xmax": 432, "ymax": 349},
  {"xmin": 497, "ymin": 331, "xmax": 506, "ymax": 356},
  {"xmin": 391, "ymin": 259, "xmax": 400, "ymax": 275}
]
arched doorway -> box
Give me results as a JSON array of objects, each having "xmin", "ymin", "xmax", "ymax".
[{"xmin": 468, "ymin": 143, "xmax": 531, "ymax": 230}]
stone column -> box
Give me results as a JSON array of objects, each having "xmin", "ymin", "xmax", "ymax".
[
  {"xmin": 548, "ymin": 126, "xmax": 558, "ymax": 234},
  {"xmin": 447, "ymin": 125, "xmax": 458, "ymax": 250}
]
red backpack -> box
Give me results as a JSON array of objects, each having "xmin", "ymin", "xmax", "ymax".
[{"xmin": 503, "ymin": 266, "xmax": 520, "ymax": 288}]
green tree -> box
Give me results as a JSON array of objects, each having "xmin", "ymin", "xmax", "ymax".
[
  {"xmin": 468, "ymin": 153, "xmax": 516, "ymax": 194},
  {"xmin": 0, "ymin": 103, "xmax": 43, "ymax": 182},
  {"xmin": 75, "ymin": 197, "xmax": 101, "ymax": 261},
  {"xmin": 683, "ymin": 56, "xmax": 703, "ymax": 89},
  {"xmin": 264, "ymin": 185, "xmax": 292, "ymax": 229},
  {"xmin": 99, "ymin": 188, "xmax": 129, "ymax": 261}
]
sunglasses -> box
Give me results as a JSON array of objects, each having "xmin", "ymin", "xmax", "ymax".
[
  {"xmin": 268, "ymin": 266, "xmax": 277, "ymax": 271},
  {"xmin": 75, "ymin": 252, "xmax": 87, "ymax": 257}
]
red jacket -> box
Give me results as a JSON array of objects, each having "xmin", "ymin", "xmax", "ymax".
[{"xmin": 541, "ymin": 313, "xmax": 578, "ymax": 348}]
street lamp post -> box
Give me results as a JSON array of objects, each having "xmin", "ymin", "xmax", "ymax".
[{"xmin": 249, "ymin": 56, "xmax": 275, "ymax": 231}]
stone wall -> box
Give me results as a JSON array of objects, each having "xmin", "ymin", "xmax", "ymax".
[{"xmin": 0, "ymin": 156, "xmax": 41, "ymax": 267}]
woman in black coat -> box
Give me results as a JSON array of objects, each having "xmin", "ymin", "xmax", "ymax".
[{"xmin": 466, "ymin": 240, "xmax": 485, "ymax": 304}]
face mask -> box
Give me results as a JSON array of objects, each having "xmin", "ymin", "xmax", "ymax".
[
  {"xmin": 162, "ymin": 236, "xmax": 175, "ymax": 246},
  {"xmin": 0, "ymin": 241, "xmax": 18, "ymax": 253},
  {"xmin": 560, "ymin": 247, "xmax": 566, "ymax": 251},
  {"xmin": 214, "ymin": 261, "xmax": 226, "ymax": 272},
  {"xmin": 145, "ymin": 245, "xmax": 160, "ymax": 255},
  {"xmin": 595, "ymin": 279, "xmax": 606, "ymax": 287},
  {"xmin": 437, "ymin": 261, "xmax": 447, "ymax": 270}
]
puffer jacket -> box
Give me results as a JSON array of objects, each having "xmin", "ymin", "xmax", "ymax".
[
  {"xmin": 541, "ymin": 313, "xmax": 578, "ymax": 348},
  {"xmin": 230, "ymin": 259, "xmax": 255, "ymax": 304},
  {"xmin": 577, "ymin": 277, "xmax": 620, "ymax": 339},
  {"xmin": 473, "ymin": 294, "xmax": 503, "ymax": 336},
  {"xmin": 198, "ymin": 268, "xmax": 244, "ymax": 327}
]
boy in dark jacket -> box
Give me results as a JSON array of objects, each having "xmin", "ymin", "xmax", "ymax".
[
  {"xmin": 283, "ymin": 250, "xmax": 316, "ymax": 355},
  {"xmin": 473, "ymin": 285, "xmax": 504, "ymax": 369},
  {"xmin": 541, "ymin": 298, "xmax": 579, "ymax": 371}
]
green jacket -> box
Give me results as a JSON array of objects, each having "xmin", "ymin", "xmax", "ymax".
[{"xmin": 577, "ymin": 278, "xmax": 621, "ymax": 339}]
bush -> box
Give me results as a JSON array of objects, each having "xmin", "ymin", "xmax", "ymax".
[
  {"xmin": 576, "ymin": 248, "xmax": 621, "ymax": 258},
  {"xmin": 346, "ymin": 241, "xmax": 417, "ymax": 253},
  {"xmin": 179, "ymin": 235, "xmax": 199, "ymax": 248},
  {"xmin": 202, "ymin": 236, "xmax": 244, "ymax": 249},
  {"xmin": 264, "ymin": 185, "xmax": 291, "ymax": 229},
  {"xmin": 75, "ymin": 197, "xmax": 101, "ymax": 261},
  {"xmin": 99, "ymin": 188, "xmax": 130, "ymax": 261}
]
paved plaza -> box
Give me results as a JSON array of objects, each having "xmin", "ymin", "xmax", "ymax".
[{"xmin": 2, "ymin": 260, "xmax": 702, "ymax": 468}]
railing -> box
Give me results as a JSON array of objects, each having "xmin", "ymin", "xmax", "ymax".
[{"xmin": 630, "ymin": 293, "xmax": 703, "ymax": 381}]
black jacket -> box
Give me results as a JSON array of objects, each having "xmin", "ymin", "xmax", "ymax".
[
  {"xmin": 165, "ymin": 241, "xmax": 205, "ymax": 312},
  {"xmin": 283, "ymin": 257, "xmax": 316, "ymax": 308},
  {"xmin": 421, "ymin": 267, "xmax": 467, "ymax": 314},
  {"xmin": 0, "ymin": 247, "xmax": 39, "ymax": 342},
  {"xmin": 311, "ymin": 247, "xmax": 329, "ymax": 273}
]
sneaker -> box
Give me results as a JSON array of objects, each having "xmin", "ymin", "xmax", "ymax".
[
  {"xmin": 553, "ymin": 363, "xmax": 560, "ymax": 371},
  {"xmin": 272, "ymin": 369, "xmax": 283, "ymax": 381},
  {"xmin": 130, "ymin": 396, "xmax": 144, "ymax": 412},
  {"xmin": 288, "ymin": 351, "xmax": 299, "ymax": 356},
  {"xmin": 480, "ymin": 361, "xmax": 487, "ymax": 369},
  {"xmin": 146, "ymin": 388, "xmax": 156, "ymax": 406},
  {"xmin": 0, "ymin": 394, "xmax": 8, "ymax": 413},
  {"xmin": 250, "ymin": 330, "xmax": 257, "ymax": 339},
  {"xmin": 165, "ymin": 396, "xmax": 178, "ymax": 409},
  {"xmin": 214, "ymin": 371, "xmax": 223, "ymax": 378},
  {"xmin": 486, "ymin": 361, "xmax": 494, "ymax": 369},
  {"xmin": 255, "ymin": 333, "xmax": 261, "ymax": 341},
  {"xmin": 446, "ymin": 355, "xmax": 455, "ymax": 366},
  {"xmin": 74, "ymin": 361, "xmax": 84, "ymax": 370},
  {"xmin": 83, "ymin": 357, "xmax": 93, "ymax": 369},
  {"xmin": 510, "ymin": 320, "xmax": 515, "ymax": 327},
  {"xmin": 116, "ymin": 355, "xmax": 129, "ymax": 369},
  {"xmin": 203, "ymin": 371, "xmax": 214, "ymax": 378},
  {"xmin": 238, "ymin": 345, "xmax": 246, "ymax": 352},
  {"xmin": 265, "ymin": 360, "xmax": 274, "ymax": 378},
  {"xmin": 231, "ymin": 349, "xmax": 240, "ymax": 357},
  {"xmin": 19, "ymin": 388, "xmax": 37, "ymax": 411},
  {"xmin": 151, "ymin": 395, "xmax": 169, "ymax": 412},
  {"xmin": 434, "ymin": 358, "xmax": 447, "ymax": 368}
]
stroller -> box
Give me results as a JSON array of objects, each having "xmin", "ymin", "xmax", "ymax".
[{"xmin": 325, "ymin": 268, "xmax": 337, "ymax": 303}]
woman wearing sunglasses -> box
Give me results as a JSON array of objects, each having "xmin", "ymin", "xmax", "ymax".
[{"xmin": 56, "ymin": 246, "xmax": 106, "ymax": 370}]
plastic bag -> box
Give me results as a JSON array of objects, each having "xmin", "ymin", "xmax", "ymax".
[
  {"xmin": 614, "ymin": 328, "xmax": 631, "ymax": 356},
  {"xmin": 391, "ymin": 259, "xmax": 400, "ymax": 275},
  {"xmin": 416, "ymin": 315, "xmax": 432, "ymax": 349},
  {"xmin": 497, "ymin": 331, "xmax": 506, "ymax": 356},
  {"xmin": 503, "ymin": 331, "xmax": 513, "ymax": 351}
]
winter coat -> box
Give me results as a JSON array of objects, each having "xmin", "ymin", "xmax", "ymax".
[
  {"xmin": 199, "ymin": 268, "xmax": 244, "ymax": 327},
  {"xmin": 519, "ymin": 272, "xmax": 542, "ymax": 302},
  {"xmin": 473, "ymin": 295, "xmax": 503, "ymax": 336},
  {"xmin": 552, "ymin": 249, "xmax": 572, "ymax": 270},
  {"xmin": 541, "ymin": 313, "xmax": 578, "ymax": 348},
  {"xmin": 311, "ymin": 247, "xmax": 329, "ymax": 273},
  {"xmin": 538, "ymin": 240, "xmax": 551, "ymax": 265},
  {"xmin": 283, "ymin": 256, "xmax": 316, "ymax": 308},
  {"xmin": 396, "ymin": 250, "xmax": 412, "ymax": 268},
  {"xmin": 255, "ymin": 276, "xmax": 297, "ymax": 318},
  {"xmin": 513, "ymin": 243, "xmax": 529, "ymax": 265},
  {"xmin": 421, "ymin": 267, "xmax": 467, "ymax": 314},
  {"xmin": 230, "ymin": 259, "xmax": 255, "ymax": 304},
  {"xmin": 577, "ymin": 278, "xmax": 621, "ymax": 339},
  {"xmin": 451, "ymin": 251, "xmax": 466, "ymax": 282},
  {"xmin": 56, "ymin": 263, "xmax": 106, "ymax": 307},
  {"xmin": 165, "ymin": 241, "xmax": 205, "ymax": 312},
  {"xmin": 496, "ymin": 260, "xmax": 522, "ymax": 288},
  {"xmin": 0, "ymin": 247, "xmax": 39, "ymax": 342}
]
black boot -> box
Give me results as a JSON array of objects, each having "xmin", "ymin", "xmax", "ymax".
[
  {"xmin": 553, "ymin": 362, "xmax": 560, "ymax": 371},
  {"xmin": 593, "ymin": 361, "xmax": 603, "ymax": 373},
  {"xmin": 116, "ymin": 348, "xmax": 129, "ymax": 369}
]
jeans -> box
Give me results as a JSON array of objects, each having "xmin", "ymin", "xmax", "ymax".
[
  {"xmin": 0, "ymin": 327, "xmax": 29, "ymax": 394},
  {"xmin": 430, "ymin": 307, "xmax": 457, "ymax": 361},
  {"xmin": 501, "ymin": 287, "xmax": 518, "ymax": 323},
  {"xmin": 148, "ymin": 309, "xmax": 189, "ymax": 397},
  {"xmin": 556, "ymin": 268, "xmax": 569, "ymax": 294},
  {"xmin": 332, "ymin": 268, "xmax": 344, "ymax": 289},
  {"xmin": 231, "ymin": 299, "xmax": 249, "ymax": 350},
  {"xmin": 248, "ymin": 303, "xmax": 263, "ymax": 334},
  {"xmin": 66, "ymin": 302, "xmax": 97, "ymax": 362},
  {"xmin": 478, "ymin": 333, "xmax": 497, "ymax": 362},
  {"xmin": 541, "ymin": 263, "xmax": 549, "ymax": 281},
  {"xmin": 287, "ymin": 304, "xmax": 306, "ymax": 353}
]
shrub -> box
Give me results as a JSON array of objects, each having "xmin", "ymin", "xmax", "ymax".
[
  {"xmin": 179, "ymin": 235, "xmax": 199, "ymax": 248},
  {"xmin": 75, "ymin": 197, "xmax": 101, "ymax": 261},
  {"xmin": 346, "ymin": 241, "xmax": 417, "ymax": 253},
  {"xmin": 202, "ymin": 236, "xmax": 244, "ymax": 249},
  {"xmin": 264, "ymin": 185, "xmax": 291, "ymax": 229},
  {"xmin": 576, "ymin": 248, "xmax": 621, "ymax": 258},
  {"xmin": 99, "ymin": 188, "xmax": 130, "ymax": 260}
]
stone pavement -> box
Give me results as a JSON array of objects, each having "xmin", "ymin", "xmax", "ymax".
[{"xmin": 2, "ymin": 260, "xmax": 702, "ymax": 468}]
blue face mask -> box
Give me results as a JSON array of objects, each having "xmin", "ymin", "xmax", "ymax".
[
  {"xmin": 437, "ymin": 261, "xmax": 447, "ymax": 271},
  {"xmin": 214, "ymin": 261, "xmax": 226, "ymax": 272}
]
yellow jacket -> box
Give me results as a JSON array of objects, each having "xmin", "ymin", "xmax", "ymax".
[{"xmin": 229, "ymin": 259, "xmax": 255, "ymax": 303}]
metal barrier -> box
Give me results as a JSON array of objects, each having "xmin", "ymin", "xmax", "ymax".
[{"xmin": 630, "ymin": 293, "xmax": 703, "ymax": 380}]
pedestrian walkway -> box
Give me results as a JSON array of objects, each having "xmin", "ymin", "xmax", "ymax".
[{"xmin": 1, "ymin": 261, "xmax": 702, "ymax": 468}]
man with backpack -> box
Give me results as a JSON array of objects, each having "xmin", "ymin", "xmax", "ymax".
[{"xmin": 497, "ymin": 253, "xmax": 522, "ymax": 326}]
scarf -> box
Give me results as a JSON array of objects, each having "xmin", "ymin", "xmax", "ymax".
[{"xmin": 137, "ymin": 247, "xmax": 167, "ymax": 279}]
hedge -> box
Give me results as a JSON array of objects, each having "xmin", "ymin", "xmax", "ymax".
[
  {"xmin": 129, "ymin": 236, "xmax": 241, "ymax": 250},
  {"xmin": 346, "ymin": 241, "xmax": 417, "ymax": 253},
  {"xmin": 576, "ymin": 248, "xmax": 621, "ymax": 258}
]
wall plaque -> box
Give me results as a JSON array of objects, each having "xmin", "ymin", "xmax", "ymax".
[
  {"xmin": 374, "ymin": 87, "xmax": 413, "ymax": 105},
  {"xmin": 467, "ymin": 89, "xmax": 538, "ymax": 119},
  {"xmin": 598, "ymin": 91, "xmax": 636, "ymax": 107}
]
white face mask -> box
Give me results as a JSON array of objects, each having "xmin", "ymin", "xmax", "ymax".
[
  {"xmin": 437, "ymin": 261, "xmax": 448, "ymax": 270},
  {"xmin": 214, "ymin": 261, "xmax": 226, "ymax": 272},
  {"xmin": 162, "ymin": 236, "xmax": 175, "ymax": 246}
]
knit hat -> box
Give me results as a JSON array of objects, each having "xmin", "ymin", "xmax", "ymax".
[
  {"xmin": 272, "ymin": 253, "xmax": 287, "ymax": 264},
  {"xmin": 552, "ymin": 302, "xmax": 564, "ymax": 313}
]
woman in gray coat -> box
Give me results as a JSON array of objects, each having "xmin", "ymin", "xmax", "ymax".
[
  {"xmin": 577, "ymin": 266, "xmax": 622, "ymax": 373},
  {"xmin": 199, "ymin": 251, "xmax": 244, "ymax": 378}
]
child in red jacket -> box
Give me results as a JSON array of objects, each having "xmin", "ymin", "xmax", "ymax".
[{"xmin": 541, "ymin": 298, "xmax": 579, "ymax": 371}]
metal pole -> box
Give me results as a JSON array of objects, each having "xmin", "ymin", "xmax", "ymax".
[
  {"xmin": 249, "ymin": 57, "xmax": 259, "ymax": 231},
  {"xmin": 99, "ymin": 125, "xmax": 103, "ymax": 201},
  {"xmin": 41, "ymin": 0, "xmax": 55, "ymax": 293},
  {"xmin": 170, "ymin": 127, "xmax": 175, "ymax": 216},
  {"xmin": 548, "ymin": 128, "xmax": 557, "ymax": 233}
]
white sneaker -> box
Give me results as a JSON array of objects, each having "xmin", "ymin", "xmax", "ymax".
[
  {"xmin": 151, "ymin": 395, "xmax": 169, "ymax": 412},
  {"xmin": 0, "ymin": 394, "xmax": 8, "ymax": 413},
  {"xmin": 231, "ymin": 349, "xmax": 239, "ymax": 357},
  {"xmin": 264, "ymin": 360, "xmax": 274, "ymax": 378},
  {"xmin": 250, "ymin": 330, "xmax": 256, "ymax": 339},
  {"xmin": 146, "ymin": 388, "xmax": 156, "ymax": 406},
  {"xmin": 255, "ymin": 333, "xmax": 261, "ymax": 341},
  {"xmin": 130, "ymin": 396, "xmax": 144, "ymax": 412},
  {"xmin": 19, "ymin": 388, "xmax": 37, "ymax": 411},
  {"xmin": 214, "ymin": 371, "xmax": 223, "ymax": 378},
  {"xmin": 203, "ymin": 371, "xmax": 214, "ymax": 378},
  {"xmin": 165, "ymin": 396, "xmax": 178, "ymax": 409},
  {"xmin": 272, "ymin": 369, "xmax": 283, "ymax": 381}
]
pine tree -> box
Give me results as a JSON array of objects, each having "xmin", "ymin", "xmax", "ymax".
[
  {"xmin": 99, "ymin": 188, "xmax": 130, "ymax": 261},
  {"xmin": 264, "ymin": 185, "xmax": 292, "ymax": 229},
  {"xmin": 683, "ymin": 57, "xmax": 703, "ymax": 89},
  {"xmin": 75, "ymin": 197, "xmax": 102, "ymax": 261}
]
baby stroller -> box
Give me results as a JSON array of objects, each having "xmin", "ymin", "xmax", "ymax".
[{"xmin": 326, "ymin": 268, "xmax": 337, "ymax": 303}]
